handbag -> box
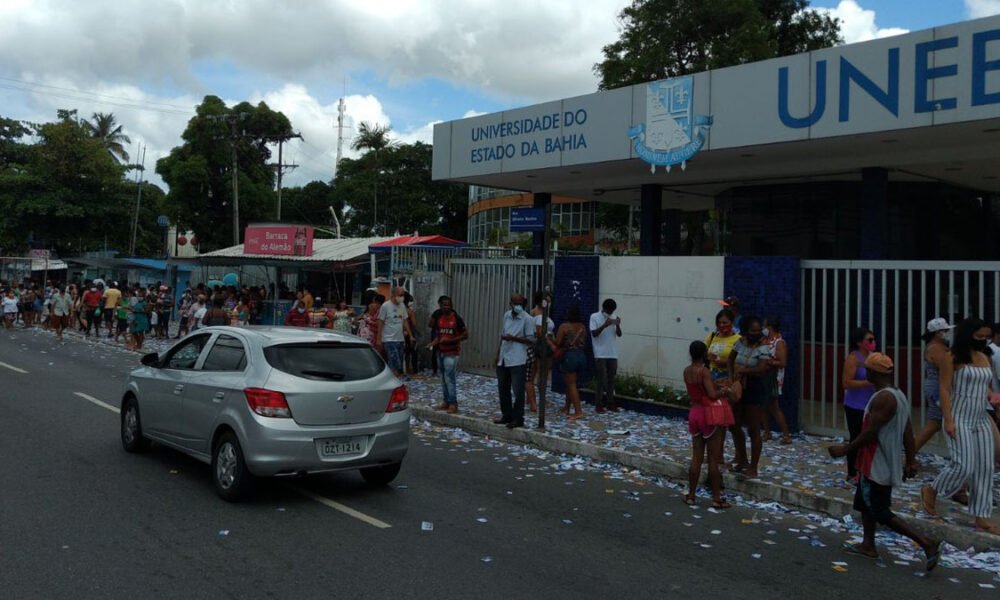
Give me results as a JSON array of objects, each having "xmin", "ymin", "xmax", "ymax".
[
  {"xmin": 550, "ymin": 325, "xmax": 583, "ymax": 361},
  {"xmin": 705, "ymin": 399, "xmax": 735, "ymax": 427}
]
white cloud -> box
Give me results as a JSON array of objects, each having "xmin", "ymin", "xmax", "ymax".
[
  {"xmin": 817, "ymin": 1, "xmax": 909, "ymax": 44},
  {"xmin": 967, "ymin": 0, "xmax": 1000, "ymax": 18}
]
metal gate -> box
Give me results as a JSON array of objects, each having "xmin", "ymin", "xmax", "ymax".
[
  {"xmin": 449, "ymin": 258, "xmax": 546, "ymax": 371},
  {"xmin": 800, "ymin": 260, "xmax": 1000, "ymax": 436}
]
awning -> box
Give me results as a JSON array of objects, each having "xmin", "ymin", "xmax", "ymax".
[
  {"xmin": 369, "ymin": 235, "xmax": 467, "ymax": 253},
  {"xmin": 199, "ymin": 237, "xmax": 394, "ymax": 268}
]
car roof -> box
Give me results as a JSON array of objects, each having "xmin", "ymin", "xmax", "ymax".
[{"xmin": 198, "ymin": 326, "xmax": 365, "ymax": 345}]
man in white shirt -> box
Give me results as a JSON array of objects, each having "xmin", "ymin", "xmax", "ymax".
[
  {"xmin": 377, "ymin": 287, "xmax": 412, "ymax": 378},
  {"xmin": 590, "ymin": 298, "xmax": 622, "ymax": 413}
]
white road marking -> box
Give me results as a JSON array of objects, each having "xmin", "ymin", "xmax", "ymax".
[
  {"xmin": 0, "ymin": 361, "xmax": 28, "ymax": 374},
  {"xmin": 73, "ymin": 392, "xmax": 120, "ymax": 414},
  {"xmin": 292, "ymin": 487, "xmax": 392, "ymax": 529}
]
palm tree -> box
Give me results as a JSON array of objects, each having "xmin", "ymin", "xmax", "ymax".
[
  {"xmin": 351, "ymin": 122, "xmax": 396, "ymax": 235},
  {"xmin": 350, "ymin": 121, "xmax": 395, "ymax": 153},
  {"xmin": 84, "ymin": 112, "xmax": 131, "ymax": 163}
]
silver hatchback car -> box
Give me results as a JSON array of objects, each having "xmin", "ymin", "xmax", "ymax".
[{"xmin": 120, "ymin": 326, "xmax": 410, "ymax": 501}]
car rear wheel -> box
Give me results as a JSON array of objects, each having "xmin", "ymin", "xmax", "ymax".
[
  {"xmin": 360, "ymin": 462, "xmax": 402, "ymax": 485},
  {"xmin": 121, "ymin": 398, "xmax": 151, "ymax": 453},
  {"xmin": 212, "ymin": 432, "xmax": 254, "ymax": 502}
]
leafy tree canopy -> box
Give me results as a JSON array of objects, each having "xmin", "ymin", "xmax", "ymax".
[
  {"xmin": 596, "ymin": 0, "xmax": 842, "ymax": 89},
  {"xmin": 330, "ymin": 141, "xmax": 467, "ymax": 240},
  {"xmin": 155, "ymin": 96, "xmax": 293, "ymax": 251}
]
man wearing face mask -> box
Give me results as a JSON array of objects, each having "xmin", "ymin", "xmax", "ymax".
[
  {"xmin": 494, "ymin": 293, "xmax": 536, "ymax": 428},
  {"xmin": 591, "ymin": 298, "xmax": 622, "ymax": 413},
  {"xmin": 284, "ymin": 299, "xmax": 311, "ymax": 327},
  {"xmin": 377, "ymin": 287, "xmax": 413, "ymax": 378}
]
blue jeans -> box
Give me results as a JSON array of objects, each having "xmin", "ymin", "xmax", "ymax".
[
  {"xmin": 384, "ymin": 341, "xmax": 405, "ymax": 373},
  {"xmin": 439, "ymin": 354, "xmax": 459, "ymax": 405},
  {"xmin": 496, "ymin": 363, "xmax": 526, "ymax": 423}
]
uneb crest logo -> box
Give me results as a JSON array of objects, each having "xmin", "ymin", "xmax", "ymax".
[{"xmin": 628, "ymin": 76, "xmax": 713, "ymax": 173}]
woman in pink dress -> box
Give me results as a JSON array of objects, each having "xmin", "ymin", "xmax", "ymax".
[{"xmin": 683, "ymin": 340, "xmax": 732, "ymax": 509}]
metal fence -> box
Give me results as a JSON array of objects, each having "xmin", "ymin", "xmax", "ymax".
[
  {"xmin": 449, "ymin": 258, "xmax": 546, "ymax": 371},
  {"xmin": 799, "ymin": 260, "xmax": 1000, "ymax": 436}
]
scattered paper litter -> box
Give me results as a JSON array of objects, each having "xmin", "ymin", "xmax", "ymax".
[{"xmin": 421, "ymin": 521, "xmax": 434, "ymax": 531}]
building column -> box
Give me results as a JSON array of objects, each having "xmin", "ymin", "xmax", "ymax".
[
  {"xmin": 532, "ymin": 193, "xmax": 551, "ymax": 259},
  {"xmin": 639, "ymin": 184, "xmax": 662, "ymax": 256},
  {"xmin": 859, "ymin": 167, "xmax": 888, "ymax": 260},
  {"xmin": 662, "ymin": 209, "xmax": 681, "ymax": 255}
]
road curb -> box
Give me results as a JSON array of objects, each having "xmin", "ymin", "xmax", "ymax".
[{"xmin": 412, "ymin": 406, "xmax": 999, "ymax": 552}]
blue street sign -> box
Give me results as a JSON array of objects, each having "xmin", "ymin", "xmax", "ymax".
[
  {"xmin": 157, "ymin": 215, "xmax": 169, "ymax": 227},
  {"xmin": 510, "ymin": 207, "xmax": 545, "ymax": 232}
]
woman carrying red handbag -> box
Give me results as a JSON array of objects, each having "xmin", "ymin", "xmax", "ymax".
[{"xmin": 683, "ymin": 340, "xmax": 733, "ymax": 509}]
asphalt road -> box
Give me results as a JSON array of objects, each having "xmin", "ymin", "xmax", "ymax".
[{"xmin": 1, "ymin": 327, "xmax": 997, "ymax": 599}]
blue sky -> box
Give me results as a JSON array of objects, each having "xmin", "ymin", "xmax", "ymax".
[{"xmin": 0, "ymin": 0, "xmax": 995, "ymax": 188}]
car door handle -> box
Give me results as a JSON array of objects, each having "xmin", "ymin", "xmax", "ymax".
[
  {"xmin": 173, "ymin": 385, "xmax": 184, "ymax": 395},
  {"xmin": 213, "ymin": 392, "xmax": 225, "ymax": 403}
]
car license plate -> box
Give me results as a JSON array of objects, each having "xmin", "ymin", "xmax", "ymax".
[{"xmin": 319, "ymin": 437, "xmax": 366, "ymax": 457}]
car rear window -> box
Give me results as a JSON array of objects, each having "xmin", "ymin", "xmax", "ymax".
[{"xmin": 263, "ymin": 342, "xmax": 385, "ymax": 381}]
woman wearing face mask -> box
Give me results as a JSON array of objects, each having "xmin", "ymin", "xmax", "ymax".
[
  {"xmin": 921, "ymin": 318, "xmax": 1000, "ymax": 535},
  {"xmin": 705, "ymin": 309, "xmax": 743, "ymax": 468},
  {"xmin": 914, "ymin": 318, "xmax": 956, "ymax": 453},
  {"xmin": 728, "ymin": 316, "xmax": 772, "ymax": 479},
  {"xmin": 842, "ymin": 326, "xmax": 877, "ymax": 482}
]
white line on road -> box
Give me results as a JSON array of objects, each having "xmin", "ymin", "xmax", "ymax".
[
  {"xmin": 73, "ymin": 392, "xmax": 120, "ymax": 414},
  {"xmin": 0, "ymin": 361, "xmax": 28, "ymax": 374},
  {"xmin": 292, "ymin": 487, "xmax": 392, "ymax": 529}
]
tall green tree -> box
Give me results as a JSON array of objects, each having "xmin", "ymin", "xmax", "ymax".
[
  {"xmin": 334, "ymin": 141, "xmax": 467, "ymax": 240},
  {"xmin": 0, "ymin": 110, "xmax": 167, "ymax": 256},
  {"xmin": 84, "ymin": 112, "xmax": 132, "ymax": 163},
  {"xmin": 351, "ymin": 121, "xmax": 396, "ymax": 153},
  {"xmin": 595, "ymin": 0, "xmax": 841, "ymax": 89},
  {"xmin": 155, "ymin": 96, "xmax": 293, "ymax": 251}
]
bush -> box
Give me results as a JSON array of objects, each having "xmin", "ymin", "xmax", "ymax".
[{"xmin": 586, "ymin": 370, "xmax": 690, "ymax": 407}]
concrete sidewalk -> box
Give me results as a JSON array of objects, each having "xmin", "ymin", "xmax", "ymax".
[{"xmin": 407, "ymin": 370, "xmax": 1000, "ymax": 552}]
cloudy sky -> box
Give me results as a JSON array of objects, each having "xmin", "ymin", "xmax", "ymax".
[{"xmin": 1, "ymin": 0, "xmax": 996, "ymax": 189}]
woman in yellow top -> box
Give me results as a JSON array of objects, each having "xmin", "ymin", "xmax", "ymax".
[{"xmin": 704, "ymin": 309, "xmax": 744, "ymax": 469}]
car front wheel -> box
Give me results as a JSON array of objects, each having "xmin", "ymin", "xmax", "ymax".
[
  {"xmin": 121, "ymin": 397, "xmax": 151, "ymax": 453},
  {"xmin": 360, "ymin": 462, "xmax": 402, "ymax": 485},
  {"xmin": 212, "ymin": 432, "xmax": 253, "ymax": 502}
]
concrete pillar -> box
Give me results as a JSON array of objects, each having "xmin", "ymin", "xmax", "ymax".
[
  {"xmin": 859, "ymin": 167, "xmax": 889, "ymax": 260},
  {"xmin": 639, "ymin": 184, "xmax": 662, "ymax": 256},
  {"xmin": 532, "ymin": 193, "xmax": 551, "ymax": 259},
  {"xmin": 662, "ymin": 209, "xmax": 681, "ymax": 255}
]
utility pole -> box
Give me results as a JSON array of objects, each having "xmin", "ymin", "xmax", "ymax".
[
  {"xmin": 268, "ymin": 132, "xmax": 301, "ymax": 221},
  {"xmin": 208, "ymin": 112, "xmax": 250, "ymax": 245},
  {"xmin": 129, "ymin": 144, "xmax": 147, "ymax": 256}
]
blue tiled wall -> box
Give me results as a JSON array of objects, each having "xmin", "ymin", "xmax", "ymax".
[
  {"xmin": 724, "ymin": 256, "xmax": 802, "ymax": 431},
  {"xmin": 551, "ymin": 256, "xmax": 600, "ymax": 394}
]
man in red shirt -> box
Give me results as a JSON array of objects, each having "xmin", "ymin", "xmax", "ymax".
[
  {"xmin": 284, "ymin": 303, "xmax": 310, "ymax": 327},
  {"xmin": 81, "ymin": 285, "xmax": 103, "ymax": 337},
  {"xmin": 428, "ymin": 296, "xmax": 468, "ymax": 413}
]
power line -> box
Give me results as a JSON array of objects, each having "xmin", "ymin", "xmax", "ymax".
[
  {"xmin": 0, "ymin": 81, "xmax": 193, "ymax": 116},
  {"xmin": 0, "ymin": 76, "xmax": 196, "ymax": 111}
]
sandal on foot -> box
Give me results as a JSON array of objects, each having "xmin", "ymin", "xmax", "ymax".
[
  {"xmin": 842, "ymin": 543, "xmax": 879, "ymax": 560},
  {"xmin": 925, "ymin": 540, "xmax": 943, "ymax": 572},
  {"xmin": 711, "ymin": 500, "xmax": 731, "ymax": 509},
  {"xmin": 950, "ymin": 491, "xmax": 970, "ymax": 506},
  {"xmin": 683, "ymin": 495, "xmax": 696, "ymax": 506},
  {"xmin": 780, "ymin": 435, "xmax": 793, "ymax": 444}
]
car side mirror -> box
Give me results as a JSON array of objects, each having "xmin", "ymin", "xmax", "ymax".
[{"xmin": 140, "ymin": 352, "xmax": 160, "ymax": 367}]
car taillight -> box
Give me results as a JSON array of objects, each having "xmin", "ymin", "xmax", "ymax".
[
  {"xmin": 386, "ymin": 385, "xmax": 408, "ymax": 413},
  {"xmin": 245, "ymin": 388, "xmax": 292, "ymax": 418}
]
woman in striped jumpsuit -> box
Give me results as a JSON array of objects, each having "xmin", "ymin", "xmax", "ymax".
[{"xmin": 921, "ymin": 318, "xmax": 1000, "ymax": 534}]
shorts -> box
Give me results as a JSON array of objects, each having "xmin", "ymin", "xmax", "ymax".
[
  {"xmin": 740, "ymin": 377, "xmax": 769, "ymax": 407},
  {"xmin": 50, "ymin": 314, "xmax": 67, "ymax": 328},
  {"xmin": 688, "ymin": 405, "xmax": 718, "ymax": 438},
  {"xmin": 104, "ymin": 309, "xmax": 115, "ymax": 324},
  {"xmin": 853, "ymin": 475, "xmax": 896, "ymax": 526},
  {"xmin": 560, "ymin": 348, "xmax": 586, "ymax": 374},
  {"xmin": 926, "ymin": 394, "xmax": 943, "ymax": 422},
  {"xmin": 384, "ymin": 341, "xmax": 404, "ymax": 373},
  {"xmin": 158, "ymin": 311, "xmax": 171, "ymax": 326}
]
